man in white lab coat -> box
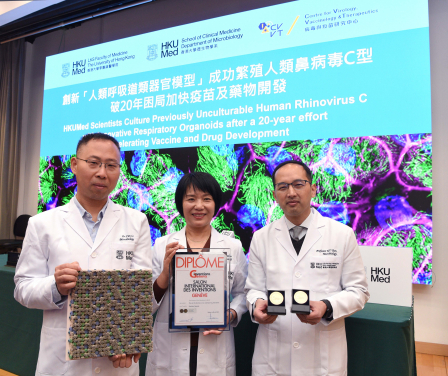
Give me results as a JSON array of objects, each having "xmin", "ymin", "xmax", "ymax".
[
  {"xmin": 14, "ymin": 133, "xmax": 152, "ymax": 376},
  {"xmin": 245, "ymin": 160, "xmax": 369, "ymax": 376}
]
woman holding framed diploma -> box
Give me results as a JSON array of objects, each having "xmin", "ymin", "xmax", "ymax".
[{"xmin": 146, "ymin": 172, "xmax": 248, "ymax": 376}]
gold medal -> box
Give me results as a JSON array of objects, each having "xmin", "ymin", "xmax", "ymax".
[
  {"xmin": 294, "ymin": 291, "xmax": 308, "ymax": 304},
  {"xmin": 269, "ymin": 291, "xmax": 284, "ymax": 305}
]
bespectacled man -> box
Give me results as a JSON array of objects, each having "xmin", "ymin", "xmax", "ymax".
[
  {"xmin": 15, "ymin": 133, "xmax": 152, "ymax": 376},
  {"xmin": 245, "ymin": 160, "xmax": 369, "ymax": 376}
]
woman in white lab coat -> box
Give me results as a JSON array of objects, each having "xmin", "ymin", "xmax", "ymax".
[{"xmin": 146, "ymin": 172, "xmax": 248, "ymax": 376}]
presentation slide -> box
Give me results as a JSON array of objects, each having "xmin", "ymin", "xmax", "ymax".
[{"xmin": 39, "ymin": 0, "xmax": 432, "ymax": 284}]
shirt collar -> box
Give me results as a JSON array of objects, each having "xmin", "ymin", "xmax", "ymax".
[
  {"xmin": 74, "ymin": 195, "xmax": 109, "ymax": 222},
  {"xmin": 284, "ymin": 208, "xmax": 314, "ymax": 230}
]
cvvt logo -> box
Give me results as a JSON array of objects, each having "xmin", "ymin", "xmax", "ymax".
[
  {"xmin": 61, "ymin": 63, "xmax": 70, "ymax": 78},
  {"xmin": 259, "ymin": 22, "xmax": 283, "ymax": 37},
  {"xmin": 147, "ymin": 44, "xmax": 158, "ymax": 61},
  {"xmin": 161, "ymin": 40, "xmax": 178, "ymax": 58},
  {"xmin": 371, "ymin": 267, "xmax": 391, "ymax": 283}
]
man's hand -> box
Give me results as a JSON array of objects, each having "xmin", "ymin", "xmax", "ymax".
[
  {"xmin": 54, "ymin": 262, "xmax": 81, "ymax": 296},
  {"xmin": 108, "ymin": 353, "xmax": 141, "ymax": 368},
  {"xmin": 253, "ymin": 299, "xmax": 277, "ymax": 325},
  {"xmin": 203, "ymin": 309, "xmax": 237, "ymax": 336},
  {"xmin": 296, "ymin": 300, "xmax": 327, "ymax": 325}
]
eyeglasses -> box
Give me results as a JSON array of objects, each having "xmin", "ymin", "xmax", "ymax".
[
  {"xmin": 76, "ymin": 158, "xmax": 121, "ymax": 172},
  {"xmin": 275, "ymin": 179, "xmax": 311, "ymax": 192}
]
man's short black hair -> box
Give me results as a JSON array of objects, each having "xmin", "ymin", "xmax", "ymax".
[
  {"xmin": 271, "ymin": 160, "xmax": 313, "ymax": 185},
  {"xmin": 175, "ymin": 172, "xmax": 222, "ymax": 217},
  {"xmin": 76, "ymin": 133, "xmax": 121, "ymax": 154}
]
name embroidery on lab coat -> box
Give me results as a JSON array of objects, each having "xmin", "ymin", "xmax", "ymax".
[
  {"xmin": 311, "ymin": 261, "xmax": 340, "ymax": 269},
  {"xmin": 316, "ymin": 249, "xmax": 338, "ymax": 256},
  {"xmin": 119, "ymin": 234, "xmax": 135, "ymax": 241}
]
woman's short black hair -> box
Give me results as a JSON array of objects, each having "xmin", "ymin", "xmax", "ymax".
[{"xmin": 175, "ymin": 172, "xmax": 222, "ymax": 217}]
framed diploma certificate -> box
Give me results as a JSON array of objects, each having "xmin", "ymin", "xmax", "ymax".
[{"xmin": 168, "ymin": 249, "xmax": 231, "ymax": 332}]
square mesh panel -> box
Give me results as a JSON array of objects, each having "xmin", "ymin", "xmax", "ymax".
[{"xmin": 67, "ymin": 270, "xmax": 153, "ymax": 360}]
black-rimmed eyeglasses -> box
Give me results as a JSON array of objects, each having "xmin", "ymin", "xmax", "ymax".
[
  {"xmin": 76, "ymin": 158, "xmax": 121, "ymax": 172},
  {"xmin": 275, "ymin": 179, "xmax": 311, "ymax": 192}
]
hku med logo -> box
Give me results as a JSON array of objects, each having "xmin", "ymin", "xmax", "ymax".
[
  {"xmin": 72, "ymin": 60, "xmax": 86, "ymax": 75},
  {"xmin": 371, "ymin": 267, "xmax": 390, "ymax": 283},
  {"xmin": 161, "ymin": 39, "xmax": 178, "ymax": 58}
]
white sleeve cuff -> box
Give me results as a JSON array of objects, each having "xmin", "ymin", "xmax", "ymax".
[{"xmin": 51, "ymin": 281, "xmax": 67, "ymax": 307}]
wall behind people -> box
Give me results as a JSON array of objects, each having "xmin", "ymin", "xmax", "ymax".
[{"xmin": 15, "ymin": 0, "xmax": 448, "ymax": 348}]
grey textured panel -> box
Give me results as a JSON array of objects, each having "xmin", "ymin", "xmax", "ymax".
[{"xmin": 68, "ymin": 269, "xmax": 153, "ymax": 360}]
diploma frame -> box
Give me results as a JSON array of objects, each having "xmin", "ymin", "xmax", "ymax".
[{"xmin": 168, "ymin": 249, "xmax": 231, "ymax": 333}]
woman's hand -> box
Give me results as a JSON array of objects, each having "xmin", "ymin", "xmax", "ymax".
[
  {"xmin": 203, "ymin": 309, "xmax": 237, "ymax": 336},
  {"xmin": 156, "ymin": 242, "xmax": 184, "ymax": 289}
]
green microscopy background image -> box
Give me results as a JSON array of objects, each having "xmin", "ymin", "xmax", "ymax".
[{"xmin": 38, "ymin": 133, "xmax": 432, "ymax": 284}]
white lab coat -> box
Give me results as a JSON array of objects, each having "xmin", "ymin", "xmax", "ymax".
[
  {"xmin": 245, "ymin": 209, "xmax": 369, "ymax": 376},
  {"xmin": 14, "ymin": 198, "xmax": 152, "ymax": 376},
  {"xmin": 146, "ymin": 227, "xmax": 248, "ymax": 376}
]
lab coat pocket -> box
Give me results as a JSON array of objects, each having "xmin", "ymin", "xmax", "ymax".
[
  {"xmin": 111, "ymin": 243, "xmax": 134, "ymax": 270},
  {"xmin": 319, "ymin": 325, "xmax": 347, "ymax": 374},
  {"xmin": 253, "ymin": 325, "xmax": 278, "ymax": 374},
  {"xmin": 310, "ymin": 256, "xmax": 342, "ymax": 292},
  {"xmin": 267, "ymin": 328, "xmax": 278, "ymax": 373},
  {"xmin": 149, "ymin": 321, "xmax": 171, "ymax": 369},
  {"xmin": 37, "ymin": 326, "xmax": 69, "ymax": 375},
  {"xmin": 215, "ymin": 330, "xmax": 228, "ymax": 368},
  {"xmin": 224, "ymin": 329, "xmax": 236, "ymax": 367}
]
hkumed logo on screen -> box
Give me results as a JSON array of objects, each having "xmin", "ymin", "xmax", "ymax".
[
  {"xmin": 72, "ymin": 59, "xmax": 86, "ymax": 75},
  {"xmin": 161, "ymin": 39, "xmax": 179, "ymax": 58}
]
